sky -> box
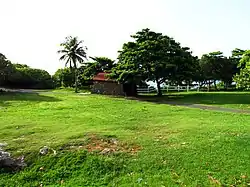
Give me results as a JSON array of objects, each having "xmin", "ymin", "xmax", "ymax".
[{"xmin": 0, "ymin": 0, "xmax": 250, "ymax": 74}]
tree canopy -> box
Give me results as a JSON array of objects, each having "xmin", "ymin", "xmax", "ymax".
[
  {"xmin": 109, "ymin": 28, "xmax": 197, "ymax": 96},
  {"xmin": 81, "ymin": 57, "xmax": 115, "ymax": 80},
  {"xmin": 0, "ymin": 53, "xmax": 53, "ymax": 89},
  {"xmin": 0, "ymin": 53, "xmax": 13, "ymax": 86},
  {"xmin": 234, "ymin": 50, "xmax": 250, "ymax": 90}
]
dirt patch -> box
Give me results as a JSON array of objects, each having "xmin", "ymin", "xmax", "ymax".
[{"xmin": 64, "ymin": 134, "xmax": 141, "ymax": 155}]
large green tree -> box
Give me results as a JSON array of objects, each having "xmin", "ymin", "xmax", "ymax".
[
  {"xmin": 200, "ymin": 51, "xmax": 241, "ymax": 90},
  {"xmin": 58, "ymin": 36, "xmax": 87, "ymax": 92},
  {"xmin": 110, "ymin": 28, "xmax": 189, "ymax": 96},
  {"xmin": 53, "ymin": 68, "xmax": 74, "ymax": 88},
  {"xmin": 170, "ymin": 47, "xmax": 198, "ymax": 85},
  {"xmin": 234, "ymin": 50, "xmax": 250, "ymax": 90},
  {"xmin": 200, "ymin": 51, "xmax": 235, "ymax": 90},
  {"xmin": 231, "ymin": 48, "xmax": 246, "ymax": 70},
  {"xmin": 200, "ymin": 51, "xmax": 222, "ymax": 90},
  {"xmin": 228, "ymin": 48, "xmax": 246, "ymax": 80}
]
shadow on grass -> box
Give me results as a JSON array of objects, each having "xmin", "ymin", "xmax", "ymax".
[
  {"xmin": 134, "ymin": 92, "xmax": 250, "ymax": 106},
  {"xmin": 0, "ymin": 92, "xmax": 61, "ymax": 107}
]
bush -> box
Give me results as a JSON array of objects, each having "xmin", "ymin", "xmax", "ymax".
[{"xmin": 7, "ymin": 65, "xmax": 53, "ymax": 89}]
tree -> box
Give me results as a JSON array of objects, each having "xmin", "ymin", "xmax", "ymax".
[
  {"xmin": 200, "ymin": 51, "xmax": 230, "ymax": 90},
  {"xmin": 81, "ymin": 57, "xmax": 115, "ymax": 81},
  {"xmin": 170, "ymin": 47, "xmax": 198, "ymax": 85},
  {"xmin": 234, "ymin": 50, "xmax": 250, "ymax": 90},
  {"xmin": 219, "ymin": 58, "xmax": 237, "ymax": 89},
  {"xmin": 0, "ymin": 53, "xmax": 53, "ymax": 89},
  {"xmin": 199, "ymin": 50, "xmax": 242, "ymax": 90},
  {"xmin": 228, "ymin": 48, "xmax": 246, "ymax": 82},
  {"xmin": 231, "ymin": 48, "xmax": 246, "ymax": 70},
  {"xmin": 14, "ymin": 64, "xmax": 29, "ymax": 69},
  {"xmin": 110, "ymin": 28, "xmax": 186, "ymax": 96},
  {"xmin": 89, "ymin": 57, "xmax": 115, "ymax": 72},
  {"xmin": 231, "ymin": 48, "xmax": 246, "ymax": 61},
  {"xmin": 58, "ymin": 36, "xmax": 87, "ymax": 93},
  {"xmin": 0, "ymin": 53, "xmax": 13, "ymax": 86},
  {"xmin": 7, "ymin": 65, "xmax": 53, "ymax": 89},
  {"xmin": 53, "ymin": 68, "xmax": 74, "ymax": 88}
]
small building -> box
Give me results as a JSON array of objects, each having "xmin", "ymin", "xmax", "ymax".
[{"xmin": 91, "ymin": 72, "xmax": 137, "ymax": 96}]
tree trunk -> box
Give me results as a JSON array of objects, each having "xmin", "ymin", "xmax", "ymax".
[
  {"xmin": 74, "ymin": 68, "xmax": 78, "ymax": 93},
  {"xmin": 207, "ymin": 81, "xmax": 210, "ymax": 92},
  {"xmin": 224, "ymin": 81, "xmax": 229, "ymax": 90},
  {"xmin": 61, "ymin": 72, "xmax": 64, "ymax": 87},
  {"xmin": 156, "ymin": 80, "xmax": 162, "ymax": 96},
  {"xmin": 214, "ymin": 80, "xmax": 217, "ymax": 91}
]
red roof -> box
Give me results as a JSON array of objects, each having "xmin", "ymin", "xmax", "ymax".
[{"xmin": 93, "ymin": 72, "xmax": 110, "ymax": 81}]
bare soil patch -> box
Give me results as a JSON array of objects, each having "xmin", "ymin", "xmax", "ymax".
[{"xmin": 63, "ymin": 134, "xmax": 141, "ymax": 155}]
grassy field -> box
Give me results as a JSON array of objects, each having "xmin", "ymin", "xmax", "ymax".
[
  {"xmin": 140, "ymin": 91, "xmax": 250, "ymax": 110},
  {"xmin": 0, "ymin": 91, "xmax": 250, "ymax": 186}
]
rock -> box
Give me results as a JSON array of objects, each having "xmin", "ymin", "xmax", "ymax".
[
  {"xmin": 39, "ymin": 146, "xmax": 49, "ymax": 155},
  {"xmin": 100, "ymin": 148, "xmax": 112, "ymax": 155},
  {"xmin": 0, "ymin": 151, "xmax": 14, "ymax": 166},
  {"xmin": 0, "ymin": 149, "xmax": 26, "ymax": 169},
  {"xmin": 0, "ymin": 150, "xmax": 11, "ymax": 158},
  {"xmin": 111, "ymin": 138, "xmax": 118, "ymax": 145},
  {"xmin": 0, "ymin": 143, "xmax": 26, "ymax": 170},
  {"xmin": 39, "ymin": 146, "xmax": 57, "ymax": 155}
]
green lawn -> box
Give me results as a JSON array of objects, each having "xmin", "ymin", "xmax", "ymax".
[
  {"xmin": 140, "ymin": 91, "xmax": 250, "ymax": 110},
  {"xmin": 0, "ymin": 92, "xmax": 250, "ymax": 186}
]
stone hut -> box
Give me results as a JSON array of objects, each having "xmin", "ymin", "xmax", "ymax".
[{"xmin": 91, "ymin": 72, "xmax": 137, "ymax": 96}]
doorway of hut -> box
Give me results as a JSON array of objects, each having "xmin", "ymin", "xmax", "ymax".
[{"xmin": 123, "ymin": 83, "xmax": 137, "ymax": 97}]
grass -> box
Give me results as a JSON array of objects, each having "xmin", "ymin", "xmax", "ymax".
[
  {"xmin": 53, "ymin": 86, "xmax": 91, "ymax": 93},
  {"xmin": 0, "ymin": 91, "xmax": 250, "ymax": 186},
  {"xmin": 140, "ymin": 91, "xmax": 250, "ymax": 110}
]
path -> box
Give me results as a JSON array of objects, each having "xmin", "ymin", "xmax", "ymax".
[
  {"xmin": 0, "ymin": 88, "xmax": 90, "ymax": 95},
  {"xmin": 0, "ymin": 88, "xmax": 35, "ymax": 93},
  {"xmin": 131, "ymin": 97, "xmax": 250, "ymax": 115},
  {"xmin": 165, "ymin": 101, "xmax": 250, "ymax": 114}
]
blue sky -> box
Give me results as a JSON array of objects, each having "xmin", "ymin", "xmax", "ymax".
[{"xmin": 0, "ymin": 0, "xmax": 249, "ymax": 74}]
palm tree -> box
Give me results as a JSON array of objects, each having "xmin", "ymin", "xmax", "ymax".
[
  {"xmin": 89, "ymin": 56, "xmax": 115, "ymax": 72},
  {"xmin": 58, "ymin": 36, "xmax": 87, "ymax": 93}
]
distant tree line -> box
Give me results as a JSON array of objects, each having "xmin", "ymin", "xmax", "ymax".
[
  {"xmin": 56, "ymin": 29, "xmax": 249, "ymax": 96},
  {"xmin": 0, "ymin": 54, "xmax": 53, "ymax": 89},
  {"xmin": 1, "ymin": 28, "xmax": 250, "ymax": 94}
]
